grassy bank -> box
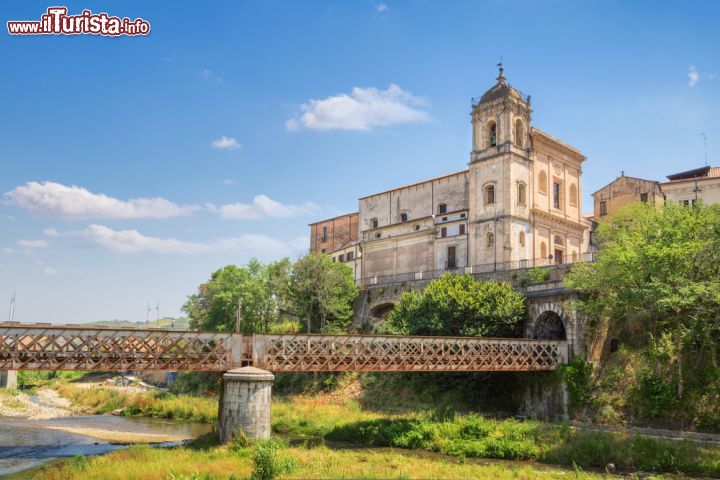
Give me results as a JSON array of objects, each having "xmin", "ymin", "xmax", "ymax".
[
  {"xmin": 55, "ymin": 383, "xmax": 217, "ymax": 423},
  {"xmin": 15, "ymin": 439, "xmax": 623, "ymax": 480},
  {"xmin": 52, "ymin": 384, "xmax": 720, "ymax": 477},
  {"xmin": 273, "ymin": 397, "xmax": 720, "ymax": 477}
]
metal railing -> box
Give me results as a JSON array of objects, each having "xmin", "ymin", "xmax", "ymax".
[
  {"xmin": 0, "ymin": 323, "xmax": 568, "ymax": 372},
  {"xmin": 361, "ymin": 252, "xmax": 596, "ymax": 286}
]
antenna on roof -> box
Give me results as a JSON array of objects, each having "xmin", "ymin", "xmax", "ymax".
[
  {"xmin": 698, "ymin": 132, "xmax": 708, "ymax": 166},
  {"xmin": 8, "ymin": 292, "xmax": 16, "ymax": 322}
]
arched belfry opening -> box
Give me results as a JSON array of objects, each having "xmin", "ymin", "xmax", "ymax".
[{"xmin": 533, "ymin": 311, "xmax": 566, "ymax": 340}]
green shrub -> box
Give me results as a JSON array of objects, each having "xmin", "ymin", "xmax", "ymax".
[
  {"xmin": 527, "ymin": 267, "xmax": 550, "ymax": 283},
  {"xmin": 557, "ymin": 357, "xmax": 593, "ymax": 408},
  {"xmin": 632, "ymin": 370, "xmax": 680, "ymax": 418},
  {"xmin": 251, "ymin": 440, "xmax": 295, "ymax": 480}
]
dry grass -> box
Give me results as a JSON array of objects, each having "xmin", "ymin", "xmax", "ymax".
[{"xmin": 55, "ymin": 383, "xmax": 217, "ymax": 423}]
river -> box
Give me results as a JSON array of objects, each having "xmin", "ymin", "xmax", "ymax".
[{"xmin": 0, "ymin": 414, "xmax": 211, "ymax": 476}]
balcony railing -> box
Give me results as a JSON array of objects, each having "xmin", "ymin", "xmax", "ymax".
[{"xmin": 360, "ymin": 252, "xmax": 596, "ymax": 286}]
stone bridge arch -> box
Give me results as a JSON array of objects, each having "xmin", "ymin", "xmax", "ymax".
[
  {"xmin": 526, "ymin": 294, "xmax": 585, "ymax": 359},
  {"xmin": 370, "ymin": 303, "xmax": 396, "ymax": 322}
]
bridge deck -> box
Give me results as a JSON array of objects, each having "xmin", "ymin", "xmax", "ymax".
[{"xmin": 0, "ymin": 323, "xmax": 567, "ymax": 372}]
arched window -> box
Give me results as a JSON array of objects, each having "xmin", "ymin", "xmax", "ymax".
[
  {"xmin": 514, "ymin": 119, "xmax": 524, "ymax": 147},
  {"xmin": 538, "ymin": 170, "xmax": 547, "ymax": 194},
  {"xmin": 486, "ymin": 232, "xmax": 494, "ymax": 247},
  {"xmin": 517, "ymin": 182, "xmax": 526, "ymax": 205},
  {"xmin": 519, "ymin": 231, "xmax": 526, "ymax": 247},
  {"xmin": 569, "ymin": 183, "xmax": 578, "ymax": 206},
  {"xmin": 485, "ymin": 184, "xmax": 495, "ymax": 205},
  {"xmin": 540, "ymin": 241, "xmax": 547, "ymax": 258},
  {"xmin": 486, "ymin": 121, "xmax": 497, "ymax": 148}
]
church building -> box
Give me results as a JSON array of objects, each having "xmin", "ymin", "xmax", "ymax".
[{"xmin": 310, "ymin": 68, "xmax": 593, "ymax": 283}]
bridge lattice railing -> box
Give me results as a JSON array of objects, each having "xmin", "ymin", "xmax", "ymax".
[
  {"xmin": 0, "ymin": 324, "xmax": 568, "ymax": 372},
  {"xmin": 0, "ymin": 324, "xmax": 238, "ymax": 371},
  {"xmin": 251, "ymin": 334, "xmax": 567, "ymax": 372}
]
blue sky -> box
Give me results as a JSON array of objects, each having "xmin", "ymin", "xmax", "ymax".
[{"xmin": 1, "ymin": 0, "xmax": 718, "ymax": 323}]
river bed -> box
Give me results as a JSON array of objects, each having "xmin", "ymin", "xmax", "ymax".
[{"xmin": 0, "ymin": 414, "xmax": 211, "ymax": 476}]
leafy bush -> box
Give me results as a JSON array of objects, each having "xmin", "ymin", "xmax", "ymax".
[
  {"xmin": 251, "ymin": 440, "xmax": 296, "ymax": 480},
  {"xmin": 381, "ymin": 274, "xmax": 525, "ymax": 337},
  {"xmin": 631, "ymin": 370, "xmax": 680, "ymax": 418},
  {"xmin": 527, "ymin": 267, "xmax": 550, "ymax": 283},
  {"xmin": 558, "ymin": 357, "xmax": 593, "ymax": 408}
]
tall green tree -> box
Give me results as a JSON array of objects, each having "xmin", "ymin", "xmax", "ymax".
[
  {"xmin": 183, "ymin": 258, "xmax": 291, "ymax": 333},
  {"xmin": 381, "ymin": 274, "xmax": 526, "ymax": 337},
  {"xmin": 565, "ymin": 202, "xmax": 720, "ymax": 397},
  {"xmin": 289, "ymin": 252, "xmax": 358, "ymax": 333}
]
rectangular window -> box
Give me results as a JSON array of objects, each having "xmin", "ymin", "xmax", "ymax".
[
  {"xmin": 553, "ymin": 182, "xmax": 561, "ymax": 210},
  {"xmin": 440, "ymin": 227, "xmax": 447, "ymax": 238},
  {"xmin": 459, "ymin": 224, "xmax": 466, "ymax": 235},
  {"xmin": 321, "ymin": 226, "xmax": 327, "ymax": 241},
  {"xmin": 371, "ymin": 218, "xmax": 378, "ymax": 228},
  {"xmin": 438, "ymin": 203, "xmax": 447, "ymax": 214},
  {"xmin": 640, "ymin": 192, "xmax": 648, "ymax": 203},
  {"xmin": 681, "ymin": 199, "xmax": 690, "ymax": 206},
  {"xmin": 339, "ymin": 254, "xmax": 345, "ymax": 262},
  {"xmin": 400, "ymin": 213, "xmax": 408, "ymax": 222},
  {"xmin": 599, "ymin": 201, "xmax": 607, "ymax": 216},
  {"xmin": 346, "ymin": 251, "xmax": 353, "ymax": 261}
]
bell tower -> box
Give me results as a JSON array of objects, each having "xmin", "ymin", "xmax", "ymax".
[{"xmin": 467, "ymin": 65, "xmax": 534, "ymax": 269}]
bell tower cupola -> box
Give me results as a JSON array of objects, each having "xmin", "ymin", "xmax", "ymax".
[{"xmin": 470, "ymin": 64, "xmax": 532, "ymax": 163}]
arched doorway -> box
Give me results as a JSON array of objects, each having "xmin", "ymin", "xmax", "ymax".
[{"xmin": 533, "ymin": 311, "xmax": 566, "ymax": 340}]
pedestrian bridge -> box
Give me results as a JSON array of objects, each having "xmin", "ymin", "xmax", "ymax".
[{"xmin": 0, "ymin": 323, "xmax": 567, "ymax": 373}]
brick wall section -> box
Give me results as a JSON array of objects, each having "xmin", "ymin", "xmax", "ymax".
[{"xmin": 309, "ymin": 213, "xmax": 359, "ymax": 254}]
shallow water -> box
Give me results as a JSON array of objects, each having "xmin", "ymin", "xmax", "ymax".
[{"xmin": 0, "ymin": 414, "xmax": 211, "ymax": 476}]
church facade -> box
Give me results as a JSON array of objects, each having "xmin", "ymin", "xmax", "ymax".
[{"xmin": 311, "ymin": 69, "xmax": 593, "ymax": 283}]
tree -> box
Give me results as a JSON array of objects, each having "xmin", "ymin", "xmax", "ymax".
[
  {"xmin": 289, "ymin": 252, "xmax": 358, "ymax": 333},
  {"xmin": 381, "ymin": 274, "xmax": 526, "ymax": 337},
  {"xmin": 565, "ymin": 202, "xmax": 720, "ymax": 398},
  {"xmin": 183, "ymin": 258, "xmax": 292, "ymax": 333}
]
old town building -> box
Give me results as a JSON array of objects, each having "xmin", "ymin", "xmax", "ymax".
[
  {"xmin": 311, "ymin": 68, "xmax": 594, "ymax": 283},
  {"xmin": 592, "ymin": 166, "xmax": 720, "ymax": 220}
]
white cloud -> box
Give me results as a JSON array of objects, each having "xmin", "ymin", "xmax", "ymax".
[
  {"xmin": 688, "ymin": 65, "xmax": 699, "ymax": 87},
  {"xmin": 198, "ymin": 68, "xmax": 222, "ymax": 82},
  {"xmin": 2, "ymin": 247, "xmax": 14, "ymax": 254},
  {"xmin": 5, "ymin": 182, "xmax": 200, "ymax": 219},
  {"xmin": 286, "ymin": 84, "xmax": 431, "ymax": 131},
  {"xmin": 376, "ymin": 3, "xmax": 388, "ymax": 12},
  {"xmin": 0, "ymin": 214, "xmax": 15, "ymax": 221},
  {"xmin": 211, "ymin": 136, "xmax": 241, "ymax": 150},
  {"xmin": 222, "ymin": 179, "xmax": 237, "ymax": 186},
  {"xmin": 44, "ymin": 227, "xmax": 59, "ymax": 237},
  {"xmin": 215, "ymin": 194, "xmax": 319, "ymax": 220},
  {"xmin": 17, "ymin": 239, "xmax": 48, "ymax": 249},
  {"xmin": 43, "ymin": 266, "xmax": 59, "ymax": 276},
  {"xmin": 81, "ymin": 224, "xmax": 305, "ymax": 257}
]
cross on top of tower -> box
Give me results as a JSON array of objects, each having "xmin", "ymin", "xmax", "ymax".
[{"xmin": 496, "ymin": 59, "xmax": 505, "ymax": 85}]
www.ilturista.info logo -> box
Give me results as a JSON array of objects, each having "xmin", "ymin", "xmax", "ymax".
[{"xmin": 7, "ymin": 7, "xmax": 150, "ymax": 36}]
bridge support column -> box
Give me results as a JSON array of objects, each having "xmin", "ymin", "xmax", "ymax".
[
  {"xmin": 0, "ymin": 370, "xmax": 17, "ymax": 389},
  {"xmin": 218, "ymin": 367, "xmax": 274, "ymax": 443}
]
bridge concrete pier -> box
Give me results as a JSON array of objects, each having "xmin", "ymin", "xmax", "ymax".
[
  {"xmin": 218, "ymin": 367, "xmax": 274, "ymax": 443},
  {"xmin": 0, "ymin": 370, "xmax": 17, "ymax": 389}
]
